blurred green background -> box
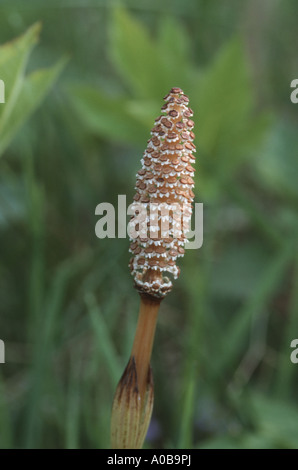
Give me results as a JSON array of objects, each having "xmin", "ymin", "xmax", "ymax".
[{"xmin": 0, "ymin": 0, "xmax": 298, "ymax": 449}]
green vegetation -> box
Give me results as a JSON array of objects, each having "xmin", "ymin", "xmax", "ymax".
[{"xmin": 0, "ymin": 0, "xmax": 298, "ymax": 449}]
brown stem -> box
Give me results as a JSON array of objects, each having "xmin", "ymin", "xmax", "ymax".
[{"xmin": 131, "ymin": 294, "xmax": 161, "ymax": 402}]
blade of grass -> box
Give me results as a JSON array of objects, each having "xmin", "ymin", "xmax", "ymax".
[
  {"xmin": 23, "ymin": 144, "xmax": 45, "ymax": 340},
  {"xmin": 178, "ymin": 367, "xmax": 196, "ymax": 449},
  {"xmin": 0, "ymin": 372, "xmax": 13, "ymax": 449},
  {"xmin": 65, "ymin": 353, "xmax": 82, "ymax": 449},
  {"xmin": 24, "ymin": 251, "xmax": 91, "ymax": 448},
  {"xmin": 226, "ymin": 182, "xmax": 283, "ymax": 248},
  {"xmin": 177, "ymin": 255, "xmax": 207, "ymax": 449},
  {"xmin": 215, "ymin": 240, "xmax": 293, "ymax": 377},
  {"xmin": 85, "ymin": 291, "xmax": 121, "ymax": 387},
  {"xmin": 274, "ymin": 248, "xmax": 298, "ymax": 397}
]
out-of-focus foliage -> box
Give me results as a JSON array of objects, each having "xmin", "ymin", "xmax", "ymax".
[
  {"xmin": 0, "ymin": 0, "xmax": 298, "ymax": 450},
  {"xmin": 69, "ymin": 7, "xmax": 271, "ymax": 198},
  {"xmin": 0, "ymin": 23, "xmax": 65, "ymax": 157}
]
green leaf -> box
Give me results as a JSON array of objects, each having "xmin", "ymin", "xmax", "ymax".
[
  {"xmin": 197, "ymin": 39, "xmax": 252, "ymax": 152},
  {"xmin": 109, "ymin": 7, "xmax": 173, "ymax": 98},
  {"xmin": 255, "ymin": 118, "xmax": 298, "ymax": 200},
  {"xmin": 68, "ymin": 9, "xmax": 200, "ymax": 146},
  {"xmin": 69, "ymin": 7, "xmax": 270, "ymax": 181},
  {"xmin": 0, "ymin": 59, "xmax": 66, "ymax": 157},
  {"xmin": 251, "ymin": 393, "xmax": 298, "ymax": 449},
  {"xmin": 157, "ymin": 16, "xmax": 194, "ymax": 89},
  {"xmin": 0, "ymin": 23, "xmax": 41, "ymax": 114},
  {"xmin": 0, "ymin": 24, "xmax": 66, "ymax": 157},
  {"xmin": 194, "ymin": 38, "xmax": 271, "ymax": 187},
  {"xmin": 68, "ymin": 85, "xmax": 151, "ymax": 145},
  {"xmin": 158, "ymin": 16, "xmax": 190, "ymax": 65}
]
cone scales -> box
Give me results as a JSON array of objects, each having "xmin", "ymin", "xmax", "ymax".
[
  {"xmin": 129, "ymin": 87, "xmax": 196, "ymax": 298},
  {"xmin": 111, "ymin": 88, "xmax": 196, "ymax": 449}
]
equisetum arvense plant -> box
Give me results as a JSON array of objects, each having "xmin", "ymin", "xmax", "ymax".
[{"xmin": 110, "ymin": 87, "xmax": 196, "ymax": 449}]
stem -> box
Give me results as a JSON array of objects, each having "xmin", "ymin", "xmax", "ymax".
[{"xmin": 131, "ymin": 295, "xmax": 161, "ymax": 401}]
